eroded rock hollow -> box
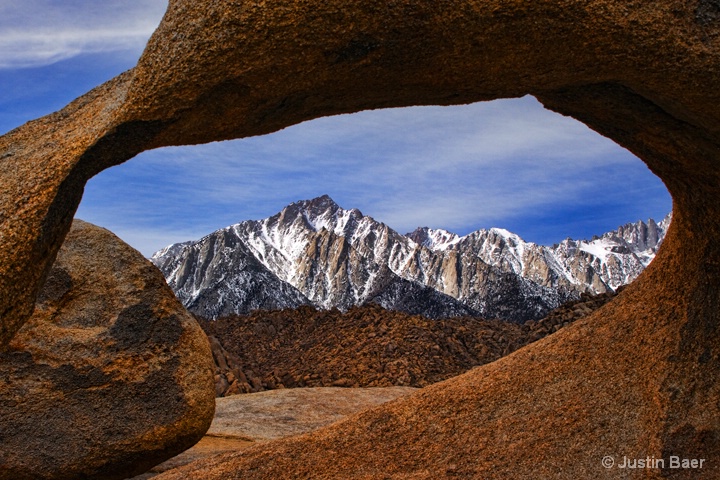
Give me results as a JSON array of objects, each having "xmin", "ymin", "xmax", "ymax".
[{"xmin": 1, "ymin": 0, "xmax": 719, "ymax": 478}]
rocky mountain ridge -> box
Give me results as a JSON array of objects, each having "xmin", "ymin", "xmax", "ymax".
[
  {"xmin": 203, "ymin": 291, "xmax": 618, "ymax": 397},
  {"xmin": 151, "ymin": 195, "xmax": 670, "ymax": 321}
]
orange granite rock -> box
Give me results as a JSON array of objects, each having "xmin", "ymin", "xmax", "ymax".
[
  {"xmin": 0, "ymin": 221, "xmax": 215, "ymax": 479},
  {"xmin": 0, "ymin": 0, "xmax": 718, "ymax": 478}
]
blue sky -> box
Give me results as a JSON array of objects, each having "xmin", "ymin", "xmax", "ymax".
[{"xmin": 2, "ymin": 1, "xmax": 672, "ymax": 257}]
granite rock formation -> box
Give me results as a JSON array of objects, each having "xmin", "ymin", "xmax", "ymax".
[
  {"xmin": 1, "ymin": 0, "xmax": 717, "ymax": 348},
  {"xmin": 157, "ymin": 275, "xmax": 720, "ymax": 479},
  {"xmin": 0, "ymin": 0, "xmax": 719, "ymax": 478},
  {"xmin": 0, "ymin": 221, "xmax": 215, "ymax": 479}
]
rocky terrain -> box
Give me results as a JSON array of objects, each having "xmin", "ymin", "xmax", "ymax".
[
  {"xmin": 152, "ymin": 195, "xmax": 668, "ymax": 322},
  {"xmin": 1, "ymin": 0, "xmax": 719, "ymax": 478},
  {"xmin": 204, "ymin": 292, "xmax": 618, "ymax": 397}
]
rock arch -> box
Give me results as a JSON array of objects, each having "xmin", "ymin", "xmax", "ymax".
[{"xmin": 1, "ymin": 0, "xmax": 719, "ymax": 476}]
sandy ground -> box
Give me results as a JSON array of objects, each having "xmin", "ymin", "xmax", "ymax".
[{"xmin": 129, "ymin": 386, "xmax": 417, "ymax": 478}]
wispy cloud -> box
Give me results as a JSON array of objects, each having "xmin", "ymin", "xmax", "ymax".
[
  {"xmin": 0, "ymin": 1, "xmax": 166, "ymax": 69},
  {"xmin": 78, "ymin": 97, "xmax": 671, "ymax": 256}
]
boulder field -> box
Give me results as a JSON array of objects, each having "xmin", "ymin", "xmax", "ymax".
[{"xmin": 0, "ymin": 0, "xmax": 719, "ymax": 478}]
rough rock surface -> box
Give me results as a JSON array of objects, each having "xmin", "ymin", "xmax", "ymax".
[
  {"xmin": 130, "ymin": 437, "xmax": 254, "ymax": 480},
  {"xmin": 209, "ymin": 386, "xmax": 417, "ymax": 442},
  {"xmin": 204, "ymin": 305, "xmax": 527, "ymax": 395},
  {"xmin": 204, "ymin": 294, "xmax": 616, "ymax": 397},
  {"xmin": 0, "ymin": 220, "xmax": 215, "ymax": 479},
  {"xmin": 0, "ymin": 0, "xmax": 719, "ymax": 478}
]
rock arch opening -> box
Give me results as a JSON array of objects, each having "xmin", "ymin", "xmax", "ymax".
[
  {"xmin": 77, "ymin": 96, "xmax": 670, "ymax": 258},
  {"xmin": 75, "ymin": 95, "xmax": 672, "ymax": 324},
  {"xmin": 1, "ymin": 0, "xmax": 719, "ymax": 477}
]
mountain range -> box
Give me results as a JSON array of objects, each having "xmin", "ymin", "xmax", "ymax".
[{"xmin": 151, "ymin": 195, "xmax": 671, "ymax": 321}]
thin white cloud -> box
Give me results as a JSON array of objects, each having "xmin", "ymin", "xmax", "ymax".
[
  {"xmin": 0, "ymin": 1, "xmax": 166, "ymax": 69},
  {"xmin": 0, "ymin": 29, "xmax": 154, "ymax": 69},
  {"xmin": 78, "ymin": 97, "xmax": 669, "ymax": 256}
]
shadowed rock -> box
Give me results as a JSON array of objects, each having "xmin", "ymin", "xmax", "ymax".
[
  {"xmin": 0, "ymin": 0, "xmax": 718, "ymax": 478},
  {"xmin": 0, "ymin": 221, "xmax": 215, "ymax": 479}
]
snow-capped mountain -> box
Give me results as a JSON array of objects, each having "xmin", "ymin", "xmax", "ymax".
[{"xmin": 151, "ymin": 195, "xmax": 671, "ymax": 321}]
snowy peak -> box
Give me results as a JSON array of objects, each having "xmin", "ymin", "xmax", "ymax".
[
  {"xmin": 659, "ymin": 213, "xmax": 672, "ymax": 231},
  {"xmin": 576, "ymin": 213, "xmax": 671, "ymax": 264},
  {"xmin": 282, "ymin": 195, "xmax": 341, "ymax": 228},
  {"xmin": 152, "ymin": 197, "xmax": 671, "ymax": 322},
  {"xmin": 601, "ymin": 215, "xmax": 669, "ymax": 256},
  {"xmin": 298, "ymin": 193, "xmax": 339, "ymax": 211},
  {"xmin": 407, "ymin": 227, "xmax": 461, "ymax": 251},
  {"xmin": 266, "ymin": 195, "xmax": 366, "ymax": 238},
  {"xmin": 151, "ymin": 240, "xmax": 193, "ymax": 262},
  {"xmin": 550, "ymin": 213, "xmax": 671, "ymax": 291}
]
